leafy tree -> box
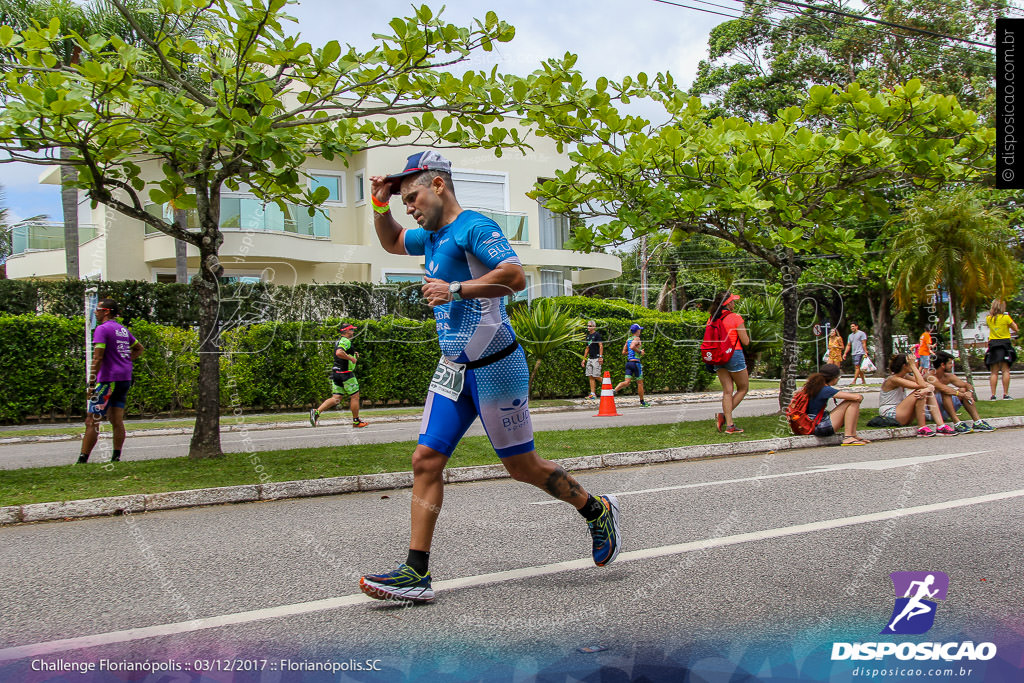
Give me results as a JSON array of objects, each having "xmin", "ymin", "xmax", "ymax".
[
  {"xmin": 510, "ymin": 298, "xmax": 585, "ymax": 396},
  {"xmin": 0, "ymin": 0, "xmax": 214, "ymax": 280},
  {"xmin": 890, "ymin": 187, "xmax": 1019, "ymax": 387},
  {"xmin": 691, "ymin": 0, "xmax": 1007, "ymax": 369},
  {"xmin": 691, "ymin": 0, "xmax": 1003, "ymax": 122},
  {"xmin": 0, "ymin": 1, "xmax": 577, "ymax": 457},
  {"xmin": 528, "ymin": 78, "xmax": 993, "ymax": 408}
]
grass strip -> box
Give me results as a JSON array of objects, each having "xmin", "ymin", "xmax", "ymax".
[
  {"xmin": 0, "ymin": 399, "xmax": 578, "ymax": 439},
  {"xmin": 2, "ymin": 400, "xmax": 1020, "ymax": 507}
]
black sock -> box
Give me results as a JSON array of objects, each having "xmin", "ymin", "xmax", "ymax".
[
  {"xmin": 579, "ymin": 495, "xmax": 605, "ymax": 522},
  {"xmin": 111, "ymin": 450, "xmax": 121, "ymax": 462},
  {"xmin": 77, "ymin": 454, "xmax": 89, "ymax": 464},
  {"xmin": 406, "ymin": 549, "xmax": 430, "ymax": 575}
]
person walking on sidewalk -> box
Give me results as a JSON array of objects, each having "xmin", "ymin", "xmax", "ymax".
[
  {"xmin": 78, "ymin": 299, "xmax": 144, "ymax": 464},
  {"xmin": 927, "ymin": 351, "xmax": 995, "ymax": 432},
  {"xmin": 310, "ymin": 323, "xmax": 368, "ymax": 429},
  {"xmin": 985, "ymin": 299, "xmax": 1017, "ymax": 400},
  {"xmin": 708, "ymin": 292, "xmax": 749, "ymax": 434},
  {"xmin": 827, "ymin": 327, "xmax": 844, "ymax": 366},
  {"xmin": 917, "ymin": 329, "xmax": 934, "ymax": 370},
  {"xmin": 360, "ymin": 151, "xmax": 620, "ymax": 603},
  {"xmin": 613, "ymin": 323, "xmax": 649, "ymax": 407},
  {"xmin": 843, "ymin": 322, "xmax": 869, "ymax": 385},
  {"xmin": 879, "ymin": 354, "xmax": 956, "ymax": 436},
  {"xmin": 581, "ymin": 320, "xmax": 604, "ymax": 400}
]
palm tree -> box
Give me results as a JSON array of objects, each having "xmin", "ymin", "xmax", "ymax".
[
  {"xmin": 510, "ymin": 299, "xmax": 586, "ymax": 396},
  {"xmin": 890, "ymin": 188, "xmax": 1019, "ymax": 388}
]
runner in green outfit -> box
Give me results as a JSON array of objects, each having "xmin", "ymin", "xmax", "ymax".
[{"xmin": 310, "ymin": 323, "xmax": 368, "ymax": 428}]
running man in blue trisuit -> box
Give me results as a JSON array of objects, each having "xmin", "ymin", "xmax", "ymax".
[{"xmin": 360, "ymin": 151, "xmax": 622, "ymax": 602}]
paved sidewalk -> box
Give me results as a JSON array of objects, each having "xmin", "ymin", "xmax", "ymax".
[
  {"xmin": 4, "ymin": 412, "xmax": 1018, "ymax": 526},
  {"xmin": 1, "ymin": 386, "xmax": 832, "ymax": 445}
]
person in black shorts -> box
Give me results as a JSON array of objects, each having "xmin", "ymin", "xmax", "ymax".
[{"xmin": 78, "ymin": 299, "xmax": 144, "ymax": 464}]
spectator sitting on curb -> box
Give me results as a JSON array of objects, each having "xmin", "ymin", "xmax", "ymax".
[
  {"xmin": 926, "ymin": 351, "xmax": 995, "ymax": 433},
  {"xmin": 802, "ymin": 364, "xmax": 869, "ymax": 445},
  {"xmin": 879, "ymin": 354, "xmax": 955, "ymax": 437}
]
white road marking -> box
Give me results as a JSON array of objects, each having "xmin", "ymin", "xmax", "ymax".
[
  {"xmin": 531, "ymin": 451, "xmax": 991, "ymax": 505},
  {"xmin": 2, "ymin": 484, "xmax": 1020, "ymax": 661}
]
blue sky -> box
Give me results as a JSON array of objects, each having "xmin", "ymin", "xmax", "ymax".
[{"xmin": 0, "ymin": 0, "xmax": 725, "ymax": 223}]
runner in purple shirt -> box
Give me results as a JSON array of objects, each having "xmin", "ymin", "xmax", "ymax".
[{"xmin": 78, "ymin": 299, "xmax": 144, "ymax": 464}]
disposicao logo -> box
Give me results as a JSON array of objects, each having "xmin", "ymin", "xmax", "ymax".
[
  {"xmin": 831, "ymin": 570, "xmax": 997, "ymax": 663},
  {"xmin": 882, "ymin": 571, "xmax": 948, "ymax": 635}
]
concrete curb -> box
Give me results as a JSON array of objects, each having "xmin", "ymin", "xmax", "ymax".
[
  {"xmin": 0, "ymin": 389, "xmax": 794, "ymax": 445},
  {"xmin": 4, "ymin": 415, "xmax": 1020, "ymax": 526}
]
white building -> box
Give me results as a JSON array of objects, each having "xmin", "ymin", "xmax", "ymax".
[{"xmin": 7, "ymin": 138, "xmax": 620, "ymax": 298}]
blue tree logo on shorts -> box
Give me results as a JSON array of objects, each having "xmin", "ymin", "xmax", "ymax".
[{"xmin": 881, "ymin": 571, "xmax": 949, "ymax": 635}]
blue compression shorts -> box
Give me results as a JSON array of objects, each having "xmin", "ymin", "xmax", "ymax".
[{"xmin": 418, "ymin": 346, "xmax": 535, "ymax": 458}]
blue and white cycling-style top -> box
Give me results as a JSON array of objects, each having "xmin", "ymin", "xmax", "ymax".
[{"xmin": 403, "ymin": 210, "xmax": 521, "ymax": 363}]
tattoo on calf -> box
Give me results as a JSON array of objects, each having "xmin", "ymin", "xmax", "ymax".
[{"xmin": 544, "ymin": 466, "xmax": 584, "ymax": 501}]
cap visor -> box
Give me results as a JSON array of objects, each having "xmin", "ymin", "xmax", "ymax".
[{"xmin": 383, "ymin": 169, "xmax": 422, "ymax": 196}]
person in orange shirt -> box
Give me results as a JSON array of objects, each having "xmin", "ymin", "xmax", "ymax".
[{"xmin": 917, "ymin": 330, "xmax": 933, "ymax": 370}]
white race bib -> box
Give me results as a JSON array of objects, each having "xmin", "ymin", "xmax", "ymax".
[{"xmin": 428, "ymin": 356, "xmax": 466, "ymax": 402}]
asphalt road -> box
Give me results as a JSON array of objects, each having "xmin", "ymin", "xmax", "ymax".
[
  {"xmin": 1, "ymin": 429, "xmax": 1021, "ymax": 681},
  {"xmin": 0, "ymin": 396, "xmax": 787, "ymax": 469}
]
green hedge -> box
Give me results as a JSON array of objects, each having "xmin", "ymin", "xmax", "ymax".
[
  {"xmin": 530, "ymin": 316, "xmax": 713, "ymax": 398},
  {"xmin": 0, "ymin": 312, "xmax": 713, "ymax": 422},
  {"xmin": 0, "ymin": 279, "xmax": 432, "ymax": 326}
]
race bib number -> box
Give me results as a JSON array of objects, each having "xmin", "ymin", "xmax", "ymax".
[{"xmin": 429, "ymin": 356, "xmax": 466, "ymax": 402}]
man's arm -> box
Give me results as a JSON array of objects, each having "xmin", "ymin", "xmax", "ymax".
[
  {"xmin": 860, "ymin": 337, "xmax": 868, "ymax": 355},
  {"xmin": 369, "ymin": 175, "xmax": 406, "ymax": 255},
  {"xmin": 598, "ymin": 341, "xmax": 604, "ymax": 362},
  {"xmin": 130, "ymin": 341, "xmax": 144, "ymax": 361},
  {"xmin": 421, "ymin": 261, "xmax": 525, "ymax": 306},
  {"xmin": 335, "ymin": 347, "xmax": 358, "ymax": 364}
]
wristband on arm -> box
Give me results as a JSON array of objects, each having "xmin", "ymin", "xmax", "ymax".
[{"xmin": 370, "ymin": 195, "xmax": 390, "ymax": 214}]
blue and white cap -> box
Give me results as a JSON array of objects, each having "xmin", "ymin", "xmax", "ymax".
[
  {"xmin": 630, "ymin": 323, "xmax": 643, "ymax": 333},
  {"xmin": 384, "ymin": 151, "xmax": 453, "ymax": 195}
]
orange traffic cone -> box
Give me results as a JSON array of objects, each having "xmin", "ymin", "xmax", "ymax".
[{"xmin": 594, "ymin": 371, "xmax": 620, "ymax": 417}]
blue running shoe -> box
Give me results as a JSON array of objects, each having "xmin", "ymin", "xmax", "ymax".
[
  {"xmin": 972, "ymin": 419, "xmax": 996, "ymax": 432},
  {"xmin": 588, "ymin": 494, "xmax": 621, "ymax": 566},
  {"xmin": 359, "ymin": 563, "xmax": 434, "ymax": 603}
]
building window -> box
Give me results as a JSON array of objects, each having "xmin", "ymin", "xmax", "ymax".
[
  {"xmin": 538, "ymin": 200, "xmax": 571, "ymax": 250},
  {"xmin": 452, "ymin": 170, "xmax": 507, "ymax": 210},
  {"xmin": 540, "ymin": 269, "xmax": 565, "ymax": 298},
  {"xmin": 354, "ymin": 170, "xmax": 366, "ymax": 205},
  {"xmin": 145, "ymin": 198, "xmax": 329, "ymax": 238},
  {"xmin": 309, "ymin": 171, "xmax": 345, "ymax": 204},
  {"xmin": 383, "ymin": 271, "xmax": 424, "ymax": 284}
]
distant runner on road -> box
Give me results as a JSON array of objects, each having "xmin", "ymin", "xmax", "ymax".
[
  {"xmin": 310, "ymin": 323, "xmax": 368, "ymax": 429},
  {"xmin": 359, "ymin": 151, "xmax": 621, "ymax": 603}
]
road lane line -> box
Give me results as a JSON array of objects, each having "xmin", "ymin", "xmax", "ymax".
[
  {"xmin": 531, "ymin": 451, "xmax": 991, "ymax": 504},
  {"xmin": 2, "ymin": 485, "xmax": 1022, "ymax": 661}
]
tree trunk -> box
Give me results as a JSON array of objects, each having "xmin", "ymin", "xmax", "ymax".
[
  {"xmin": 949, "ymin": 285, "xmax": 974, "ymax": 390},
  {"xmin": 59, "ymin": 148, "xmax": 80, "ymax": 280},
  {"xmin": 189, "ymin": 245, "xmax": 223, "ymax": 459},
  {"xmin": 778, "ymin": 258, "xmax": 802, "ymax": 411},
  {"xmin": 529, "ymin": 358, "xmax": 542, "ymax": 398},
  {"xmin": 866, "ymin": 282, "xmax": 892, "ymax": 376},
  {"xmin": 174, "ymin": 209, "xmax": 189, "ymax": 283}
]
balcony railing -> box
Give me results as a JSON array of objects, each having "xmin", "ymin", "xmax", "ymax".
[
  {"xmin": 143, "ymin": 197, "xmax": 330, "ymax": 238},
  {"xmin": 475, "ymin": 208, "xmax": 529, "ymax": 243},
  {"xmin": 10, "ymin": 223, "xmax": 99, "ymax": 255}
]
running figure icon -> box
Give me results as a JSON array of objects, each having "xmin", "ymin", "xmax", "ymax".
[{"xmin": 882, "ymin": 571, "xmax": 949, "ymax": 635}]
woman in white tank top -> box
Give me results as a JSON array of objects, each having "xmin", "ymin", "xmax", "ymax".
[{"xmin": 879, "ymin": 354, "xmax": 954, "ymax": 437}]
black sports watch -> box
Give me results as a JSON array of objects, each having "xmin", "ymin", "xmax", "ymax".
[{"xmin": 449, "ymin": 281, "xmax": 463, "ymax": 301}]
